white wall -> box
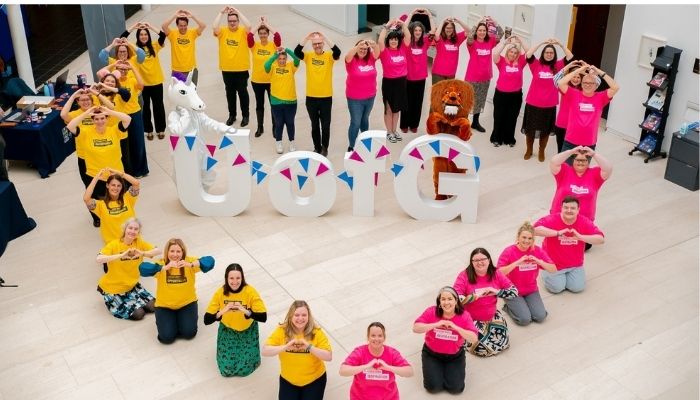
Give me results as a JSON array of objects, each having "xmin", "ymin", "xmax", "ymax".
[
  {"xmin": 607, "ymin": 5, "xmax": 700, "ymax": 151},
  {"xmin": 290, "ymin": 5, "xmax": 358, "ymax": 36}
]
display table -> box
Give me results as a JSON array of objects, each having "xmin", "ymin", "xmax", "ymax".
[
  {"xmin": 1, "ymin": 88, "xmax": 76, "ymax": 178},
  {"xmin": 0, "ymin": 181, "xmax": 37, "ymax": 257}
]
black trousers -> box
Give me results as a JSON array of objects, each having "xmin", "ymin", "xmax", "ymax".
[
  {"xmin": 400, "ymin": 78, "xmax": 426, "ymax": 130},
  {"xmin": 222, "ymin": 71, "xmax": 250, "ymax": 119},
  {"xmin": 279, "ymin": 372, "xmax": 327, "ymax": 400},
  {"xmin": 421, "ymin": 344, "xmax": 466, "ymax": 394},
  {"xmin": 0, "ymin": 133, "xmax": 7, "ymax": 181},
  {"xmin": 554, "ymin": 126, "xmax": 566, "ymax": 152},
  {"xmin": 120, "ymin": 138, "xmax": 131, "ymax": 176},
  {"xmin": 78, "ymin": 158, "xmax": 101, "ymax": 224},
  {"xmin": 490, "ymin": 89, "xmax": 522, "ymax": 146},
  {"xmin": 142, "ymin": 83, "xmax": 166, "ymax": 133},
  {"xmin": 305, "ymin": 96, "xmax": 332, "ymax": 151},
  {"xmin": 252, "ymin": 82, "xmax": 275, "ymax": 129}
]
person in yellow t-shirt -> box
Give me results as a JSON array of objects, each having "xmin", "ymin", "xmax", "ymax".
[
  {"xmin": 248, "ymin": 17, "xmax": 282, "ymax": 138},
  {"xmin": 83, "ymin": 167, "xmax": 140, "ymax": 245},
  {"xmin": 139, "ymin": 238, "xmax": 215, "ymax": 344},
  {"xmin": 294, "ymin": 31, "xmax": 341, "ymax": 156},
  {"xmin": 162, "ymin": 9, "xmax": 206, "ymax": 83},
  {"xmin": 264, "ymin": 47, "xmax": 300, "ymax": 154},
  {"xmin": 263, "ymin": 300, "xmax": 332, "ymax": 399},
  {"xmin": 121, "ymin": 21, "xmax": 167, "ymax": 141},
  {"xmin": 213, "ymin": 6, "xmax": 252, "ymax": 127},
  {"xmin": 96, "ymin": 217, "xmax": 160, "ymax": 320},
  {"xmin": 97, "ymin": 37, "xmax": 145, "ymax": 81},
  {"xmin": 114, "ymin": 60, "xmax": 149, "ymax": 178},
  {"xmin": 204, "ymin": 263, "xmax": 267, "ymax": 377}
]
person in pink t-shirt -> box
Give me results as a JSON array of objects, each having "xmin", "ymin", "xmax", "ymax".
[
  {"xmin": 521, "ymin": 38, "xmax": 573, "ymax": 162},
  {"xmin": 340, "ymin": 322, "xmax": 414, "ymax": 400},
  {"xmin": 453, "ymin": 247, "xmax": 518, "ymax": 357},
  {"xmin": 400, "ymin": 8, "xmax": 435, "ymax": 135},
  {"xmin": 534, "ymin": 196, "xmax": 605, "ymax": 294},
  {"xmin": 465, "ymin": 16, "xmax": 503, "ymax": 133},
  {"xmin": 378, "ymin": 18, "xmax": 411, "ymax": 144},
  {"xmin": 497, "ymin": 221, "xmax": 556, "ymax": 326},
  {"xmin": 490, "ymin": 35, "xmax": 528, "ymax": 148},
  {"xmin": 553, "ymin": 60, "xmax": 584, "ymax": 151},
  {"xmin": 558, "ymin": 62, "xmax": 619, "ymax": 151},
  {"xmin": 413, "ymin": 286, "xmax": 478, "ymax": 394},
  {"xmin": 345, "ymin": 39, "xmax": 381, "ymax": 152},
  {"xmin": 431, "ymin": 17, "xmax": 469, "ymax": 84}
]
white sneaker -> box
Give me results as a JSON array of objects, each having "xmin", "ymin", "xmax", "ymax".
[
  {"xmin": 386, "ymin": 132, "xmax": 397, "ymax": 143},
  {"xmin": 275, "ymin": 141, "xmax": 283, "ymax": 154},
  {"xmin": 289, "ymin": 141, "xmax": 296, "ymax": 152},
  {"xmin": 394, "ymin": 131, "xmax": 403, "ymax": 141}
]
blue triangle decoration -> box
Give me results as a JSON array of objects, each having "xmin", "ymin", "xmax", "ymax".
[
  {"xmin": 252, "ymin": 160, "xmax": 263, "ymax": 170},
  {"xmin": 337, "ymin": 171, "xmax": 354, "ymax": 190},
  {"xmin": 297, "ymin": 175, "xmax": 308, "ymax": 190},
  {"xmin": 250, "ymin": 165, "xmax": 257, "ymax": 176},
  {"xmin": 206, "ymin": 156, "xmax": 218, "ymax": 171},
  {"xmin": 255, "ymin": 171, "xmax": 268, "ymax": 184},
  {"xmin": 391, "ymin": 163, "xmax": 404, "ymax": 177},
  {"xmin": 299, "ymin": 158, "xmax": 310, "ymax": 172},
  {"xmin": 361, "ymin": 137, "xmax": 372, "ymax": 152},
  {"xmin": 184, "ymin": 135, "xmax": 196, "ymax": 150},
  {"xmin": 429, "ymin": 140, "xmax": 441, "ymax": 154},
  {"xmin": 474, "ymin": 155, "xmax": 481, "ymax": 172},
  {"xmin": 219, "ymin": 136, "xmax": 233, "ymax": 149}
]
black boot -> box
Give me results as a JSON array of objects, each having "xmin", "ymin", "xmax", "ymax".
[
  {"xmin": 255, "ymin": 125, "xmax": 264, "ymax": 137},
  {"xmin": 472, "ymin": 113, "xmax": 486, "ymax": 132},
  {"xmin": 255, "ymin": 110, "xmax": 264, "ymax": 137}
]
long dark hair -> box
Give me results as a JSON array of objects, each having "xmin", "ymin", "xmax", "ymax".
[
  {"xmin": 540, "ymin": 44, "xmax": 558, "ymax": 73},
  {"xmin": 440, "ymin": 20, "xmax": 457, "ymax": 44},
  {"xmin": 135, "ymin": 28, "xmax": 156, "ymax": 59},
  {"xmin": 435, "ymin": 286, "xmax": 465, "ymax": 317},
  {"xmin": 102, "ymin": 174, "xmax": 127, "ymax": 210},
  {"xmin": 222, "ymin": 263, "xmax": 247, "ymax": 296},
  {"xmin": 408, "ymin": 21, "xmax": 425, "ymax": 47},
  {"xmin": 466, "ymin": 247, "xmax": 496, "ymax": 284},
  {"xmin": 472, "ymin": 22, "xmax": 490, "ymax": 42}
]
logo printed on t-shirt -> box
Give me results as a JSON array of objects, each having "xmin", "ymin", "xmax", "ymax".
[
  {"xmin": 570, "ymin": 184, "xmax": 589, "ymax": 195},
  {"xmin": 177, "ymin": 38, "xmax": 191, "ymax": 46},
  {"xmin": 257, "ymin": 49, "xmax": 271, "ymax": 56},
  {"xmin": 559, "ymin": 237, "xmax": 579, "ymax": 246},
  {"xmin": 364, "ymin": 369, "xmax": 390, "ymax": 381},
  {"xmin": 107, "ymin": 205, "xmax": 128, "ymax": 216},
  {"xmin": 411, "ymin": 48, "xmax": 423, "ymax": 55},
  {"xmin": 390, "ymin": 55, "xmax": 405, "ymax": 63},
  {"xmin": 579, "ymin": 103, "xmax": 595, "ymax": 112},
  {"xmin": 476, "ymin": 49, "xmax": 491, "ymax": 56},
  {"xmin": 311, "ymin": 58, "xmax": 325, "ymax": 66},
  {"xmin": 433, "ymin": 328, "xmax": 458, "ymax": 341},
  {"xmin": 226, "ymin": 39, "xmax": 239, "ymax": 47},
  {"xmin": 444, "ymin": 44, "xmax": 458, "ymax": 52},
  {"xmin": 358, "ymin": 65, "xmax": 375, "ymax": 73},
  {"xmin": 166, "ymin": 268, "xmax": 188, "ymax": 284},
  {"xmin": 505, "ymin": 65, "xmax": 519, "ymax": 73},
  {"xmin": 518, "ymin": 262, "xmax": 538, "ymax": 271},
  {"xmin": 539, "ymin": 71, "xmax": 554, "ymax": 79},
  {"xmin": 93, "ymin": 138, "xmax": 113, "ymax": 147},
  {"xmin": 275, "ymin": 68, "xmax": 289, "ymax": 75}
]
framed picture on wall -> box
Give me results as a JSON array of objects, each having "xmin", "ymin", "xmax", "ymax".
[
  {"xmin": 513, "ymin": 5, "xmax": 534, "ymax": 35},
  {"xmin": 638, "ymin": 34, "xmax": 666, "ymax": 69}
]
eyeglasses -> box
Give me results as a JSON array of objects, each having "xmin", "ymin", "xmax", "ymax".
[
  {"xmin": 471, "ymin": 258, "xmax": 489, "ymax": 263},
  {"xmin": 312, "ymin": 42, "xmax": 324, "ymax": 46}
]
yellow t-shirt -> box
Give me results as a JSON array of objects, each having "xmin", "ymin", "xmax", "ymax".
[
  {"xmin": 68, "ymin": 109, "xmax": 94, "ymax": 158},
  {"xmin": 135, "ymin": 42, "xmax": 164, "ymax": 86},
  {"xmin": 265, "ymin": 326, "xmax": 331, "ymax": 386},
  {"xmin": 217, "ymin": 27, "xmax": 250, "ymax": 72},
  {"xmin": 115, "ymin": 75, "xmax": 141, "ymax": 114},
  {"xmin": 205, "ymin": 285, "xmax": 266, "ymax": 331},
  {"xmin": 251, "ymin": 41, "xmax": 276, "ymax": 83},
  {"xmin": 153, "ymin": 256, "xmax": 201, "ymax": 309},
  {"xmin": 168, "ymin": 29, "xmax": 200, "ymax": 72},
  {"xmin": 107, "ymin": 56, "xmax": 136, "ymax": 80},
  {"xmin": 303, "ymin": 51, "xmax": 335, "ymax": 98},
  {"xmin": 92, "ymin": 191, "xmax": 137, "ymax": 244},
  {"xmin": 270, "ymin": 61, "xmax": 298, "ymax": 102},
  {"xmin": 98, "ymin": 236, "xmax": 154, "ymax": 294},
  {"xmin": 80, "ymin": 124, "xmax": 127, "ymax": 178}
]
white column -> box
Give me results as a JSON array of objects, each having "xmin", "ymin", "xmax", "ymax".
[
  {"xmin": 6, "ymin": 5, "xmax": 35, "ymax": 90},
  {"xmin": 141, "ymin": 5, "xmax": 151, "ymax": 12}
]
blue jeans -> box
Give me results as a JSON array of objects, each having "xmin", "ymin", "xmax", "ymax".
[
  {"xmin": 542, "ymin": 266, "xmax": 586, "ymax": 294},
  {"xmin": 271, "ymin": 103, "xmax": 297, "ymax": 141},
  {"xmin": 347, "ymin": 96, "xmax": 375, "ymax": 149}
]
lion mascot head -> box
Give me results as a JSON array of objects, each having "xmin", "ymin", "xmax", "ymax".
[{"xmin": 426, "ymin": 79, "xmax": 475, "ymax": 142}]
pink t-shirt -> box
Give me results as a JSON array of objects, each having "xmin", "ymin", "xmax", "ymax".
[
  {"xmin": 495, "ymin": 54, "xmax": 526, "ymax": 92},
  {"xmin": 564, "ymin": 89, "xmax": 611, "ymax": 146},
  {"xmin": 414, "ymin": 306, "xmax": 477, "ymax": 354},
  {"xmin": 550, "ymin": 164, "xmax": 605, "ymax": 220},
  {"xmin": 380, "ymin": 44, "xmax": 409, "ymax": 79},
  {"xmin": 453, "ymin": 270, "xmax": 514, "ymax": 321},
  {"xmin": 534, "ymin": 213, "xmax": 604, "ymax": 270},
  {"xmin": 407, "ymin": 36, "xmax": 431, "ymax": 81},
  {"xmin": 555, "ymin": 85, "xmax": 574, "ymax": 128},
  {"xmin": 497, "ymin": 244, "xmax": 553, "ymax": 296},
  {"xmin": 346, "ymin": 54, "xmax": 378, "ymax": 100},
  {"xmin": 465, "ymin": 36, "xmax": 498, "ymax": 82},
  {"xmin": 526, "ymin": 58, "xmax": 565, "ymax": 108},
  {"xmin": 432, "ymin": 31, "xmax": 466, "ymax": 77},
  {"xmin": 343, "ymin": 344, "xmax": 410, "ymax": 400}
]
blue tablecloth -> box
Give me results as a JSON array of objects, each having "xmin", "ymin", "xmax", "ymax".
[{"xmin": 0, "ymin": 181, "xmax": 37, "ymax": 258}]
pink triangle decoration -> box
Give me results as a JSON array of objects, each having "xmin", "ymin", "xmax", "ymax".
[
  {"xmin": 349, "ymin": 151, "xmax": 364, "ymax": 163},
  {"xmin": 232, "ymin": 154, "xmax": 247, "ymax": 166},
  {"xmin": 409, "ymin": 147, "xmax": 424, "ymax": 161},
  {"xmin": 169, "ymin": 135, "xmax": 180, "ymax": 150},
  {"xmin": 206, "ymin": 144, "xmax": 217, "ymax": 157},
  {"xmin": 280, "ymin": 168, "xmax": 292, "ymax": 181},
  {"xmin": 375, "ymin": 145, "xmax": 390, "ymax": 158},
  {"xmin": 374, "ymin": 172, "xmax": 378, "ymax": 187},
  {"xmin": 448, "ymin": 147, "xmax": 461, "ymax": 161},
  {"xmin": 316, "ymin": 163, "xmax": 329, "ymax": 176}
]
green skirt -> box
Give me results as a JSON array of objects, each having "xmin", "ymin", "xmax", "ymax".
[{"xmin": 217, "ymin": 321, "xmax": 261, "ymax": 377}]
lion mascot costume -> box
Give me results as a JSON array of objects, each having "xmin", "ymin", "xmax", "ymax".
[{"xmin": 426, "ymin": 79, "xmax": 475, "ymax": 200}]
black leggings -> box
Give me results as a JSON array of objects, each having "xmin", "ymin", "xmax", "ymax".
[
  {"xmin": 78, "ymin": 158, "xmax": 103, "ymax": 224},
  {"xmin": 142, "ymin": 83, "xmax": 166, "ymax": 133},
  {"xmin": 222, "ymin": 71, "xmax": 250, "ymax": 119},
  {"xmin": 490, "ymin": 89, "xmax": 523, "ymax": 146},
  {"xmin": 278, "ymin": 372, "xmax": 327, "ymax": 400},
  {"xmin": 400, "ymin": 78, "xmax": 426, "ymax": 130},
  {"xmin": 252, "ymin": 82, "xmax": 275, "ymax": 129}
]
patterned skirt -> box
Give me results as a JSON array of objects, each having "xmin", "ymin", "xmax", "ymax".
[
  {"xmin": 466, "ymin": 80, "xmax": 490, "ymax": 114},
  {"xmin": 468, "ymin": 310, "xmax": 510, "ymax": 357},
  {"xmin": 100, "ymin": 282, "xmax": 154, "ymax": 320},
  {"xmin": 217, "ymin": 321, "xmax": 261, "ymax": 377},
  {"xmin": 521, "ymin": 104, "xmax": 557, "ymax": 138}
]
